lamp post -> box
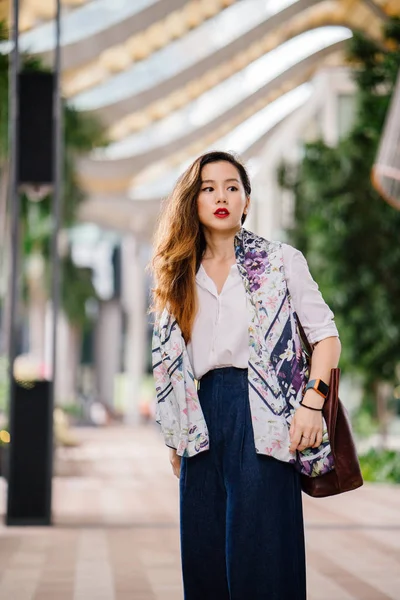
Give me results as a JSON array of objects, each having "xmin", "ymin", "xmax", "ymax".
[
  {"xmin": 6, "ymin": 0, "xmax": 63, "ymax": 525},
  {"xmin": 49, "ymin": 0, "xmax": 63, "ymax": 520}
]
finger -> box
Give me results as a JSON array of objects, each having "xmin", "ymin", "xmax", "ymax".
[
  {"xmin": 289, "ymin": 429, "xmax": 302, "ymax": 453},
  {"xmin": 307, "ymin": 432, "xmax": 317, "ymax": 447},
  {"xmin": 297, "ymin": 431, "xmax": 312, "ymax": 452},
  {"xmin": 313, "ymin": 431, "xmax": 323, "ymax": 448}
]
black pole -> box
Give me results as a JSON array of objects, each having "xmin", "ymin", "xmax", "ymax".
[
  {"xmin": 47, "ymin": 0, "xmax": 63, "ymax": 525},
  {"xmin": 6, "ymin": 0, "xmax": 63, "ymax": 526},
  {"xmin": 5, "ymin": 0, "xmax": 21, "ymax": 526}
]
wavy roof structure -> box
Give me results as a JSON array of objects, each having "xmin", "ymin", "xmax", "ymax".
[{"xmin": 2, "ymin": 0, "xmax": 399, "ymax": 232}]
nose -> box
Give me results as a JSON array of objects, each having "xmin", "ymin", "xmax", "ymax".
[{"xmin": 216, "ymin": 190, "xmax": 228, "ymax": 203}]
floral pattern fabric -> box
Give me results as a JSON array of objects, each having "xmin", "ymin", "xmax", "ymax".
[{"xmin": 152, "ymin": 228, "xmax": 335, "ymax": 477}]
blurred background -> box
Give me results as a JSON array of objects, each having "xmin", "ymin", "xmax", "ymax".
[{"xmin": 0, "ymin": 1, "xmax": 399, "ymax": 599}]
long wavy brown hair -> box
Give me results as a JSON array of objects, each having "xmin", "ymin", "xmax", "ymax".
[{"xmin": 150, "ymin": 151, "xmax": 251, "ymax": 342}]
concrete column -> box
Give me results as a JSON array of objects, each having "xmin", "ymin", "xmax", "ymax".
[
  {"xmin": 94, "ymin": 299, "xmax": 122, "ymax": 407},
  {"xmin": 121, "ymin": 235, "xmax": 148, "ymax": 424},
  {"xmin": 44, "ymin": 305, "xmax": 81, "ymax": 404},
  {"xmin": 56, "ymin": 319, "xmax": 81, "ymax": 405}
]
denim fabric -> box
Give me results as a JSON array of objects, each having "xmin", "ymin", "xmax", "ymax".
[{"xmin": 179, "ymin": 367, "xmax": 306, "ymax": 600}]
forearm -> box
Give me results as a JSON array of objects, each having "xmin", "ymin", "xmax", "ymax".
[
  {"xmin": 310, "ymin": 336, "xmax": 341, "ymax": 380},
  {"xmin": 303, "ymin": 336, "xmax": 341, "ymax": 408},
  {"xmin": 169, "ymin": 447, "xmax": 181, "ymax": 478}
]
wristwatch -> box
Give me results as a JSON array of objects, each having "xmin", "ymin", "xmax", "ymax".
[{"xmin": 303, "ymin": 378, "xmax": 329, "ymax": 399}]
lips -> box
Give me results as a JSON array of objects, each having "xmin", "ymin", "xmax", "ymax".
[{"xmin": 214, "ymin": 209, "xmax": 230, "ymax": 217}]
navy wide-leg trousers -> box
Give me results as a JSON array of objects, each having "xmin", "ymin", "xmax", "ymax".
[{"xmin": 179, "ymin": 367, "xmax": 306, "ymax": 600}]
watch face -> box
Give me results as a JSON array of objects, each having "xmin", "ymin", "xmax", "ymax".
[{"xmin": 305, "ymin": 379, "xmax": 327, "ymax": 398}]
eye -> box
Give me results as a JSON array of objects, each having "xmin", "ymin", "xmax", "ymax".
[
  {"xmin": 228, "ymin": 186, "xmax": 238, "ymax": 192},
  {"xmin": 201, "ymin": 186, "xmax": 213, "ymax": 192}
]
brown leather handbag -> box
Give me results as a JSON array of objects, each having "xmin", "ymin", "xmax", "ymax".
[{"xmin": 298, "ymin": 323, "xmax": 363, "ymax": 497}]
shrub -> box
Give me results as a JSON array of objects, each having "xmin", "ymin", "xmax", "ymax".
[{"xmin": 359, "ymin": 448, "xmax": 400, "ymax": 483}]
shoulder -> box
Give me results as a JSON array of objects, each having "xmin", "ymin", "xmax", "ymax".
[
  {"xmin": 241, "ymin": 230, "xmax": 310, "ymax": 267},
  {"xmin": 243, "ymin": 231, "xmax": 307, "ymax": 269},
  {"xmin": 280, "ymin": 242, "xmax": 304, "ymax": 264},
  {"xmin": 241, "ymin": 228, "xmax": 283, "ymax": 254}
]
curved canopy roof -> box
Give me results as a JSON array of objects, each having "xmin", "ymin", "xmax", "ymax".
[{"xmin": 2, "ymin": 0, "xmax": 399, "ymax": 233}]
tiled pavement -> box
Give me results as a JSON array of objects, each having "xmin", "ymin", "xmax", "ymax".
[{"xmin": 0, "ymin": 424, "xmax": 399, "ymax": 600}]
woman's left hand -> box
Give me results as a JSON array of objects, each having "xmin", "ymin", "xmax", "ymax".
[{"xmin": 289, "ymin": 392, "xmax": 324, "ymax": 453}]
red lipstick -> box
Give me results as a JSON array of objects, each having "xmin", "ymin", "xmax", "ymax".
[{"xmin": 214, "ymin": 208, "xmax": 230, "ymax": 218}]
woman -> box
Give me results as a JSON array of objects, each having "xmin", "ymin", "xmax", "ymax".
[{"xmin": 151, "ymin": 150, "xmax": 341, "ymax": 600}]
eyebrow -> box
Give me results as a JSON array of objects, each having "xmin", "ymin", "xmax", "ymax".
[{"xmin": 201, "ymin": 178, "xmax": 240, "ymax": 184}]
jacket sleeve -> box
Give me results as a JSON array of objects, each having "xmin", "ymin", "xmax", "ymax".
[
  {"xmin": 282, "ymin": 243, "xmax": 339, "ymax": 345},
  {"xmin": 151, "ymin": 316, "xmax": 180, "ymax": 450}
]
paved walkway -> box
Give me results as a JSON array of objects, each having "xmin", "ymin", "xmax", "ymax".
[{"xmin": 0, "ymin": 424, "xmax": 399, "ymax": 600}]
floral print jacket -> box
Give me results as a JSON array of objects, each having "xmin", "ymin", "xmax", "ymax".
[{"xmin": 152, "ymin": 227, "xmax": 335, "ymax": 477}]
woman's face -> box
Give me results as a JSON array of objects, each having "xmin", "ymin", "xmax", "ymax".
[{"xmin": 197, "ymin": 161, "xmax": 249, "ymax": 232}]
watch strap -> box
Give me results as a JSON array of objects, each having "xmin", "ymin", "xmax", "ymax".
[
  {"xmin": 299, "ymin": 400, "xmax": 323, "ymax": 412},
  {"xmin": 304, "ymin": 378, "xmax": 329, "ymax": 399}
]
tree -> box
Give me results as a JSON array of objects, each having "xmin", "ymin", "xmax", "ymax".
[{"xmin": 278, "ymin": 18, "xmax": 400, "ymax": 434}]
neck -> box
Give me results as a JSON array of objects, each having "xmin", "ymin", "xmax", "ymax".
[{"xmin": 202, "ymin": 226, "xmax": 241, "ymax": 261}]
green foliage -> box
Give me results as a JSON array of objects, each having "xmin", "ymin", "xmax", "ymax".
[
  {"xmin": 359, "ymin": 448, "xmax": 400, "ymax": 483},
  {"xmin": 60, "ymin": 255, "xmax": 96, "ymax": 327},
  {"xmin": 58, "ymin": 402, "xmax": 84, "ymax": 420},
  {"xmin": 64, "ymin": 105, "xmax": 108, "ymax": 153},
  {"xmin": 352, "ymin": 404, "xmax": 379, "ymax": 438},
  {"xmin": 279, "ymin": 18, "xmax": 400, "ymax": 390}
]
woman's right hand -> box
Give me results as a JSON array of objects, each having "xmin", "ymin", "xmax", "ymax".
[{"xmin": 169, "ymin": 448, "xmax": 181, "ymax": 478}]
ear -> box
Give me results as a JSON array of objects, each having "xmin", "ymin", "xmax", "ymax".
[{"xmin": 244, "ymin": 197, "xmax": 251, "ymax": 214}]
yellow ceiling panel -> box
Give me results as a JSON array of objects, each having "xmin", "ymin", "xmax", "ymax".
[
  {"xmin": 63, "ymin": 0, "xmax": 235, "ymax": 98},
  {"xmin": 164, "ymin": 10, "xmax": 188, "ymax": 39},
  {"xmin": 147, "ymin": 100, "xmax": 171, "ymax": 120},
  {"xmin": 63, "ymin": 0, "xmax": 393, "ymax": 100},
  {"xmin": 108, "ymin": 0, "xmax": 386, "ymax": 142},
  {"xmin": 381, "ymin": 0, "xmax": 400, "ymax": 14},
  {"xmin": 168, "ymin": 89, "xmax": 194, "ymax": 111},
  {"xmin": 99, "ymin": 46, "xmax": 132, "ymax": 72},
  {"xmin": 350, "ymin": 2, "xmax": 378, "ymax": 27},
  {"xmin": 20, "ymin": 8, "xmax": 36, "ymax": 31},
  {"xmin": 125, "ymin": 66, "xmax": 324, "ymax": 192},
  {"xmin": 125, "ymin": 33, "xmax": 153, "ymax": 62},
  {"xmin": 82, "ymin": 68, "xmax": 319, "ymax": 196},
  {"xmin": 146, "ymin": 21, "xmax": 172, "ymax": 50},
  {"xmin": 78, "ymin": 174, "xmax": 132, "ymax": 195},
  {"xmin": 0, "ymin": 0, "xmax": 9, "ymax": 23},
  {"xmin": 182, "ymin": 2, "xmax": 203, "ymax": 29},
  {"xmin": 202, "ymin": 0, "xmax": 223, "ymax": 18}
]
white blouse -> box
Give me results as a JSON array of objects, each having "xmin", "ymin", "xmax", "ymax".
[{"xmin": 186, "ymin": 243, "xmax": 339, "ymax": 380}]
